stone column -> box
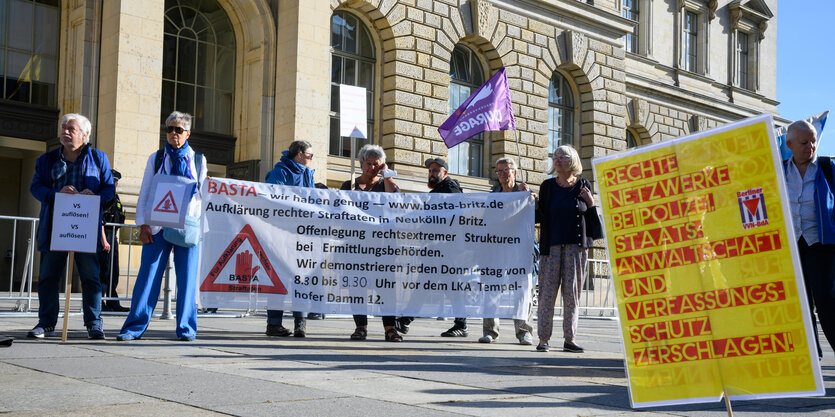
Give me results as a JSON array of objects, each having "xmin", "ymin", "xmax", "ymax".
[
  {"xmin": 96, "ymin": 0, "xmax": 165, "ymax": 210},
  {"xmin": 273, "ymin": 0, "xmax": 331, "ymax": 182}
]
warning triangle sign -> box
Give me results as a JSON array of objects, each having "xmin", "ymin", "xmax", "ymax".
[
  {"xmin": 200, "ymin": 224, "xmax": 288, "ymax": 294},
  {"xmin": 154, "ymin": 190, "xmax": 179, "ymax": 213},
  {"xmin": 743, "ymin": 198, "xmax": 760, "ymax": 216}
]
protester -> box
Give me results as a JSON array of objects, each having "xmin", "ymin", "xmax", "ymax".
[
  {"xmin": 264, "ymin": 140, "xmax": 315, "ymax": 338},
  {"xmin": 98, "ymin": 169, "xmax": 129, "ymax": 312},
  {"xmin": 479, "ymin": 157, "xmax": 535, "ymax": 345},
  {"xmin": 424, "ymin": 157, "xmax": 469, "ymax": 338},
  {"xmin": 117, "ymin": 111, "xmax": 207, "ymax": 341},
  {"xmin": 535, "ymin": 145, "xmax": 594, "ymax": 353},
  {"xmin": 784, "ymin": 120, "xmax": 835, "ymax": 359},
  {"xmin": 341, "ymin": 144, "xmax": 402, "ymax": 342},
  {"xmin": 28, "ymin": 113, "xmax": 115, "ymax": 339}
]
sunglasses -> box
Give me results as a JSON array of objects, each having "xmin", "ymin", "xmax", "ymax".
[{"xmin": 166, "ymin": 126, "xmax": 187, "ymax": 134}]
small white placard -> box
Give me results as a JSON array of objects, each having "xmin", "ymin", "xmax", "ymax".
[
  {"xmin": 50, "ymin": 193, "xmax": 101, "ymax": 253},
  {"xmin": 339, "ymin": 84, "xmax": 367, "ymax": 139},
  {"xmin": 148, "ymin": 174, "xmax": 194, "ymax": 228}
]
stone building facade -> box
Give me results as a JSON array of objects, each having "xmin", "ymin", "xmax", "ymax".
[{"xmin": 0, "ymin": 0, "xmax": 778, "ymax": 285}]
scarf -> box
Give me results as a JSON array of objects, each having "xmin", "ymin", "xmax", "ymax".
[{"xmin": 165, "ymin": 141, "xmax": 192, "ymax": 179}]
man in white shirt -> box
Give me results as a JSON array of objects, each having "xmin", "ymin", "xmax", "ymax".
[{"xmin": 785, "ymin": 120, "xmax": 835, "ymax": 360}]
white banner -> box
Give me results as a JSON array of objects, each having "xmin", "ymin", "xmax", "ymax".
[
  {"xmin": 50, "ymin": 193, "xmax": 100, "ymax": 253},
  {"xmin": 198, "ymin": 178, "xmax": 536, "ymax": 319}
]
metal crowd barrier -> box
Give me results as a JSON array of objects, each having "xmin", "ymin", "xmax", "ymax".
[
  {"xmin": 0, "ymin": 215, "xmax": 38, "ymax": 313},
  {"xmin": 2, "ymin": 217, "xmax": 618, "ymax": 320}
]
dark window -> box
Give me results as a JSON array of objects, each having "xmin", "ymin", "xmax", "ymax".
[
  {"xmin": 329, "ymin": 11, "xmax": 376, "ymax": 157},
  {"xmin": 0, "ymin": 0, "xmax": 60, "ymax": 106},
  {"xmin": 737, "ymin": 32, "xmax": 749, "ymax": 89},
  {"xmin": 626, "ymin": 130, "xmax": 637, "ymax": 148},
  {"xmin": 162, "ymin": 0, "xmax": 235, "ymax": 134},
  {"xmin": 622, "ymin": 0, "xmax": 639, "ymax": 53},
  {"xmin": 447, "ymin": 45, "xmax": 486, "ymax": 177},
  {"xmin": 683, "ymin": 11, "xmax": 698, "ymax": 72},
  {"xmin": 547, "ymin": 72, "xmax": 575, "ymax": 154}
]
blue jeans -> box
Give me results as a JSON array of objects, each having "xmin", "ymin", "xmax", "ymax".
[
  {"xmin": 119, "ymin": 231, "xmax": 198, "ymax": 339},
  {"xmin": 37, "ymin": 251, "xmax": 102, "ymax": 328}
]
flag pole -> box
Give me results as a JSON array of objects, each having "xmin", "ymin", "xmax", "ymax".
[{"xmin": 513, "ymin": 130, "xmax": 525, "ymax": 183}]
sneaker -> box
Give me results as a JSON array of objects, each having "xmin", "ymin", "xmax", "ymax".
[
  {"xmin": 178, "ymin": 334, "xmax": 196, "ymax": 341},
  {"xmin": 564, "ymin": 341, "xmax": 584, "ymax": 353},
  {"xmin": 116, "ymin": 333, "xmax": 136, "ymax": 341},
  {"xmin": 307, "ymin": 313, "xmax": 325, "ymax": 320},
  {"xmin": 536, "ymin": 344, "xmax": 549, "ymax": 352},
  {"xmin": 394, "ymin": 318, "xmax": 410, "ymax": 334},
  {"xmin": 478, "ymin": 335, "xmax": 494, "ymax": 343},
  {"xmin": 518, "ymin": 333, "xmax": 533, "ymax": 346},
  {"xmin": 441, "ymin": 326, "xmax": 468, "ymax": 337},
  {"xmin": 293, "ymin": 320, "xmax": 306, "ymax": 338},
  {"xmin": 27, "ymin": 325, "xmax": 55, "ymax": 339},
  {"xmin": 87, "ymin": 323, "xmax": 105, "ymax": 340},
  {"xmin": 266, "ymin": 324, "xmax": 292, "ymax": 337}
]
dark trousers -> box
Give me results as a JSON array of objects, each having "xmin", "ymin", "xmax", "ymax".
[
  {"xmin": 267, "ymin": 310, "xmax": 304, "ymax": 326},
  {"xmin": 354, "ymin": 315, "xmax": 396, "ymax": 327},
  {"xmin": 798, "ymin": 237, "xmax": 835, "ymax": 357},
  {"xmin": 97, "ymin": 228, "xmax": 119, "ymax": 300}
]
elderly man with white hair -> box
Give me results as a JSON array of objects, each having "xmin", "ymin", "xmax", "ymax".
[
  {"xmin": 28, "ymin": 113, "xmax": 115, "ymax": 339},
  {"xmin": 784, "ymin": 119, "xmax": 835, "ymax": 360}
]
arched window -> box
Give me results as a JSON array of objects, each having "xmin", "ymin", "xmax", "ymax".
[
  {"xmin": 626, "ymin": 129, "xmax": 638, "ymax": 148},
  {"xmin": 1, "ymin": 0, "xmax": 59, "ymax": 106},
  {"xmin": 162, "ymin": 0, "xmax": 235, "ymax": 134},
  {"xmin": 329, "ymin": 11, "xmax": 375, "ymax": 157},
  {"xmin": 448, "ymin": 45, "xmax": 486, "ymax": 177},
  {"xmin": 547, "ymin": 72, "xmax": 575, "ymax": 155}
]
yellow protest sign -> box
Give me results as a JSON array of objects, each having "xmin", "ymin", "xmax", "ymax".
[{"xmin": 593, "ymin": 115, "xmax": 824, "ymax": 407}]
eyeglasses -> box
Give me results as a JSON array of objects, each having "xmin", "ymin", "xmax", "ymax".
[
  {"xmin": 166, "ymin": 126, "xmax": 187, "ymax": 134},
  {"xmin": 496, "ymin": 168, "xmax": 512, "ymax": 174},
  {"xmin": 304, "ymin": 153, "xmax": 314, "ymax": 159},
  {"xmin": 554, "ymin": 154, "xmax": 572, "ymax": 160}
]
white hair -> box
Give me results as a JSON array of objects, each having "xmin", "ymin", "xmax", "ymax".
[
  {"xmin": 495, "ymin": 157, "xmax": 518, "ymax": 172},
  {"xmin": 546, "ymin": 145, "xmax": 582, "ymax": 176},
  {"xmin": 165, "ymin": 111, "xmax": 192, "ymax": 131},
  {"xmin": 61, "ymin": 114, "xmax": 92, "ymax": 144},
  {"xmin": 358, "ymin": 144, "xmax": 386, "ymax": 164},
  {"xmin": 786, "ymin": 120, "xmax": 817, "ymax": 143}
]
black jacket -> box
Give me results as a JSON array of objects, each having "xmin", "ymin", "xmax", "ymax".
[{"xmin": 429, "ymin": 176, "xmax": 463, "ymax": 194}]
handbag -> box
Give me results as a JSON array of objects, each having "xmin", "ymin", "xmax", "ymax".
[
  {"xmin": 579, "ymin": 178, "xmax": 604, "ymax": 240},
  {"xmin": 163, "ymin": 215, "xmax": 200, "ymax": 247},
  {"xmin": 585, "ymin": 207, "xmax": 604, "ymax": 240}
]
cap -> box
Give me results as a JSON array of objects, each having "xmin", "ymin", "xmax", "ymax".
[
  {"xmin": 111, "ymin": 169, "xmax": 122, "ymax": 181},
  {"xmin": 425, "ymin": 157, "xmax": 448, "ymax": 171}
]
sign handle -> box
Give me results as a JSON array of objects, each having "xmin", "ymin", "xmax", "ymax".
[
  {"xmin": 61, "ymin": 255, "xmax": 72, "ymax": 342},
  {"xmin": 349, "ymin": 136, "xmax": 356, "ymax": 186},
  {"xmin": 723, "ymin": 388, "xmax": 734, "ymax": 417}
]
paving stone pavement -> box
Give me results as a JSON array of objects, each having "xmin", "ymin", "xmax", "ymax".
[{"xmin": 0, "ymin": 313, "xmax": 832, "ymax": 416}]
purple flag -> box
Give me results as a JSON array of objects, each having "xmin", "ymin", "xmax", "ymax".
[{"xmin": 438, "ymin": 67, "xmax": 516, "ymax": 148}]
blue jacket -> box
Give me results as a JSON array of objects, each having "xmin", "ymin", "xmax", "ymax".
[
  {"xmin": 265, "ymin": 150, "xmax": 315, "ymax": 187},
  {"xmin": 31, "ymin": 146, "xmax": 115, "ymax": 252},
  {"xmin": 784, "ymin": 157, "xmax": 835, "ymax": 245}
]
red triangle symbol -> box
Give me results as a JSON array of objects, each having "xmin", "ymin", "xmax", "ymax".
[
  {"xmin": 743, "ymin": 198, "xmax": 760, "ymax": 216},
  {"xmin": 200, "ymin": 224, "xmax": 287, "ymax": 294},
  {"xmin": 153, "ymin": 190, "xmax": 179, "ymax": 213}
]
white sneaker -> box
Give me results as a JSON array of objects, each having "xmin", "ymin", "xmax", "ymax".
[
  {"xmin": 478, "ymin": 335, "xmax": 494, "ymax": 343},
  {"xmin": 519, "ymin": 333, "xmax": 533, "ymax": 345}
]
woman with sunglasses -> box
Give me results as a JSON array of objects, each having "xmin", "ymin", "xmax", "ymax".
[
  {"xmin": 534, "ymin": 145, "xmax": 595, "ymax": 353},
  {"xmin": 117, "ymin": 111, "xmax": 207, "ymax": 342}
]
